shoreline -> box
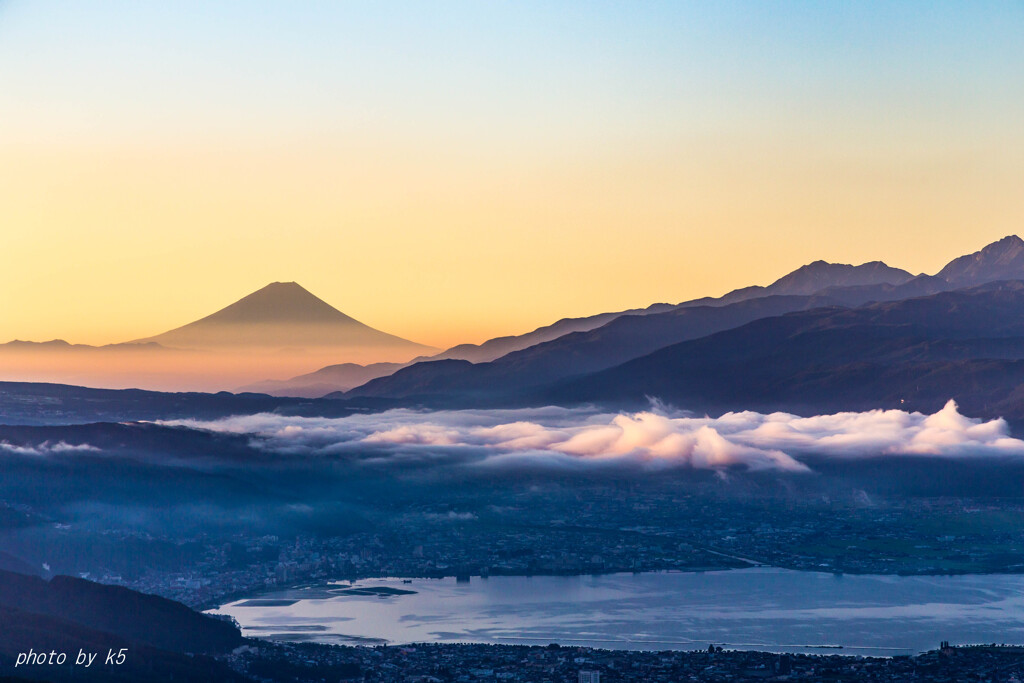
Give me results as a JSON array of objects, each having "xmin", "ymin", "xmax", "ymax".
[
  {"xmin": 194, "ymin": 560, "xmax": 1024, "ymax": 612},
  {"xmin": 210, "ymin": 568, "xmax": 1024, "ymax": 658}
]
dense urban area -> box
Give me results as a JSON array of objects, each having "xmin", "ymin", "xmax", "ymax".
[
  {"xmin": 230, "ymin": 641, "xmax": 1024, "ymax": 682},
  {"xmin": 8, "ymin": 485, "xmax": 1020, "ymax": 609}
]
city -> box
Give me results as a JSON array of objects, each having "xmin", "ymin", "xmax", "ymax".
[
  {"xmin": 227, "ymin": 640, "xmax": 1024, "ymax": 682},
  {"xmin": 12, "ymin": 483, "xmax": 1021, "ymax": 611}
]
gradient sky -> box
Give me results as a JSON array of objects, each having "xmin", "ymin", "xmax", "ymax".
[{"xmin": 2, "ymin": 1, "xmax": 1023, "ymax": 349}]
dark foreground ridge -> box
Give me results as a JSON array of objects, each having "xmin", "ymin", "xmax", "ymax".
[{"xmin": 0, "ymin": 568, "xmax": 244, "ymax": 682}]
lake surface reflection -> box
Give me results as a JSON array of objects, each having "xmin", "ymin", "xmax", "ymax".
[{"xmin": 211, "ymin": 568, "xmax": 1024, "ymax": 655}]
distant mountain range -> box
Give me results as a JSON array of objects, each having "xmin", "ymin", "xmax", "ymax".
[
  {"xmin": 240, "ymin": 301, "xmax": 678, "ymax": 396},
  {"xmin": 5, "ymin": 236, "xmax": 1024, "ymax": 401},
  {"xmin": 936, "ymin": 234, "xmax": 1024, "ymax": 286},
  {"xmin": 544, "ymin": 279, "xmax": 1024, "ymax": 417},
  {"xmin": 684, "ymin": 259, "xmax": 916, "ymax": 307},
  {"xmin": 341, "ymin": 293, "xmax": 863, "ymax": 401},
  {"xmin": 0, "ymin": 381, "xmax": 318, "ymax": 425},
  {"xmin": 246, "ymin": 248, "xmax": 931, "ymax": 397},
  {"xmin": 11, "ymin": 239, "xmax": 1024, "ymax": 422},
  {"xmin": 238, "ymin": 361, "xmax": 409, "ymax": 397},
  {"xmin": 328, "ymin": 235, "xmax": 1024, "ymax": 406},
  {"xmin": 3, "ymin": 282, "xmax": 434, "ymax": 356},
  {"xmin": 0, "ymin": 282, "xmax": 436, "ymax": 392}
]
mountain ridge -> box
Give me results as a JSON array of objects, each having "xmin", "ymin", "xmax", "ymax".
[
  {"xmin": 334, "ymin": 236, "xmax": 1024, "ymax": 404},
  {"xmin": 6, "ymin": 236, "xmax": 1024, "ymax": 395},
  {"xmin": 540, "ymin": 279, "xmax": 1024, "ymax": 418},
  {"xmin": 936, "ymin": 235, "xmax": 1024, "ymax": 286},
  {"xmin": 264, "ymin": 258, "xmax": 919, "ymax": 396}
]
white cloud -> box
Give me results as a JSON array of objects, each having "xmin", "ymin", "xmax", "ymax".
[
  {"xmin": 163, "ymin": 400, "xmax": 1024, "ymax": 473},
  {"xmin": 0, "ymin": 440, "xmax": 100, "ymax": 456}
]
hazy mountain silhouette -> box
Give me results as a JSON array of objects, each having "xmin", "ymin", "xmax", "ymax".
[
  {"xmin": 270, "ymin": 260, "xmax": 915, "ymax": 397},
  {"xmin": 421, "ymin": 258, "xmax": 911, "ymax": 367},
  {"xmin": 338, "ymin": 236, "xmax": 1024, "ymax": 407},
  {"xmin": 544, "ymin": 280, "xmax": 1024, "ymax": 418},
  {"xmin": 339, "ymin": 261, "xmax": 941, "ymax": 402},
  {"xmin": 9, "ymin": 238, "xmax": 1024, "ymax": 395},
  {"xmin": 0, "ymin": 381, "xmax": 309, "ymax": 424},
  {"xmin": 0, "ymin": 340, "xmax": 168, "ymax": 352},
  {"xmin": 241, "ymin": 303, "xmax": 676, "ymax": 396},
  {"xmin": 15, "ymin": 283, "xmax": 1024, "ymax": 421},
  {"xmin": 792, "ymin": 235, "xmax": 1024, "ymax": 307},
  {"xmin": 239, "ymin": 361, "xmax": 407, "ymax": 397},
  {"xmin": 341, "ymin": 292, "xmax": 880, "ymax": 401},
  {"xmin": 761, "ymin": 260, "xmax": 914, "ymax": 295},
  {"xmin": 936, "ymin": 235, "xmax": 1024, "ymax": 286},
  {"xmin": 341, "ymin": 278, "xmax": 1024, "ymax": 420},
  {"xmin": 0, "ymin": 283, "xmax": 439, "ymax": 391},
  {"xmin": 429, "ymin": 302, "xmax": 677, "ymax": 364},
  {"xmin": 134, "ymin": 282, "xmax": 436, "ymax": 355},
  {"xmin": 686, "ymin": 260, "xmax": 914, "ymax": 306}
]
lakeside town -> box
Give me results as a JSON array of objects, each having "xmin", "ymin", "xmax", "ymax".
[
  {"xmin": 31, "ymin": 486, "xmax": 1022, "ymax": 610},
  {"xmin": 228, "ymin": 641, "xmax": 1024, "ymax": 682}
]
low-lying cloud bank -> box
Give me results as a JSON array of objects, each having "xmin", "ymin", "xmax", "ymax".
[
  {"xmin": 0, "ymin": 440, "xmax": 100, "ymax": 457},
  {"xmin": 164, "ymin": 400, "xmax": 1024, "ymax": 473}
]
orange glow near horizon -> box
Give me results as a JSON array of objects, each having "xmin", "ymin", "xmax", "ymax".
[
  {"xmin": 2, "ymin": 3, "xmax": 1024, "ymax": 355},
  {"xmin": 2, "ymin": 136, "xmax": 1021, "ymax": 351}
]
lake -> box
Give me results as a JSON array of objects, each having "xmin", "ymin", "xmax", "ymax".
[{"xmin": 210, "ymin": 568, "xmax": 1024, "ymax": 656}]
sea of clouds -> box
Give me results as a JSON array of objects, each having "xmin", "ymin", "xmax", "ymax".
[{"xmin": 164, "ymin": 400, "xmax": 1024, "ymax": 473}]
